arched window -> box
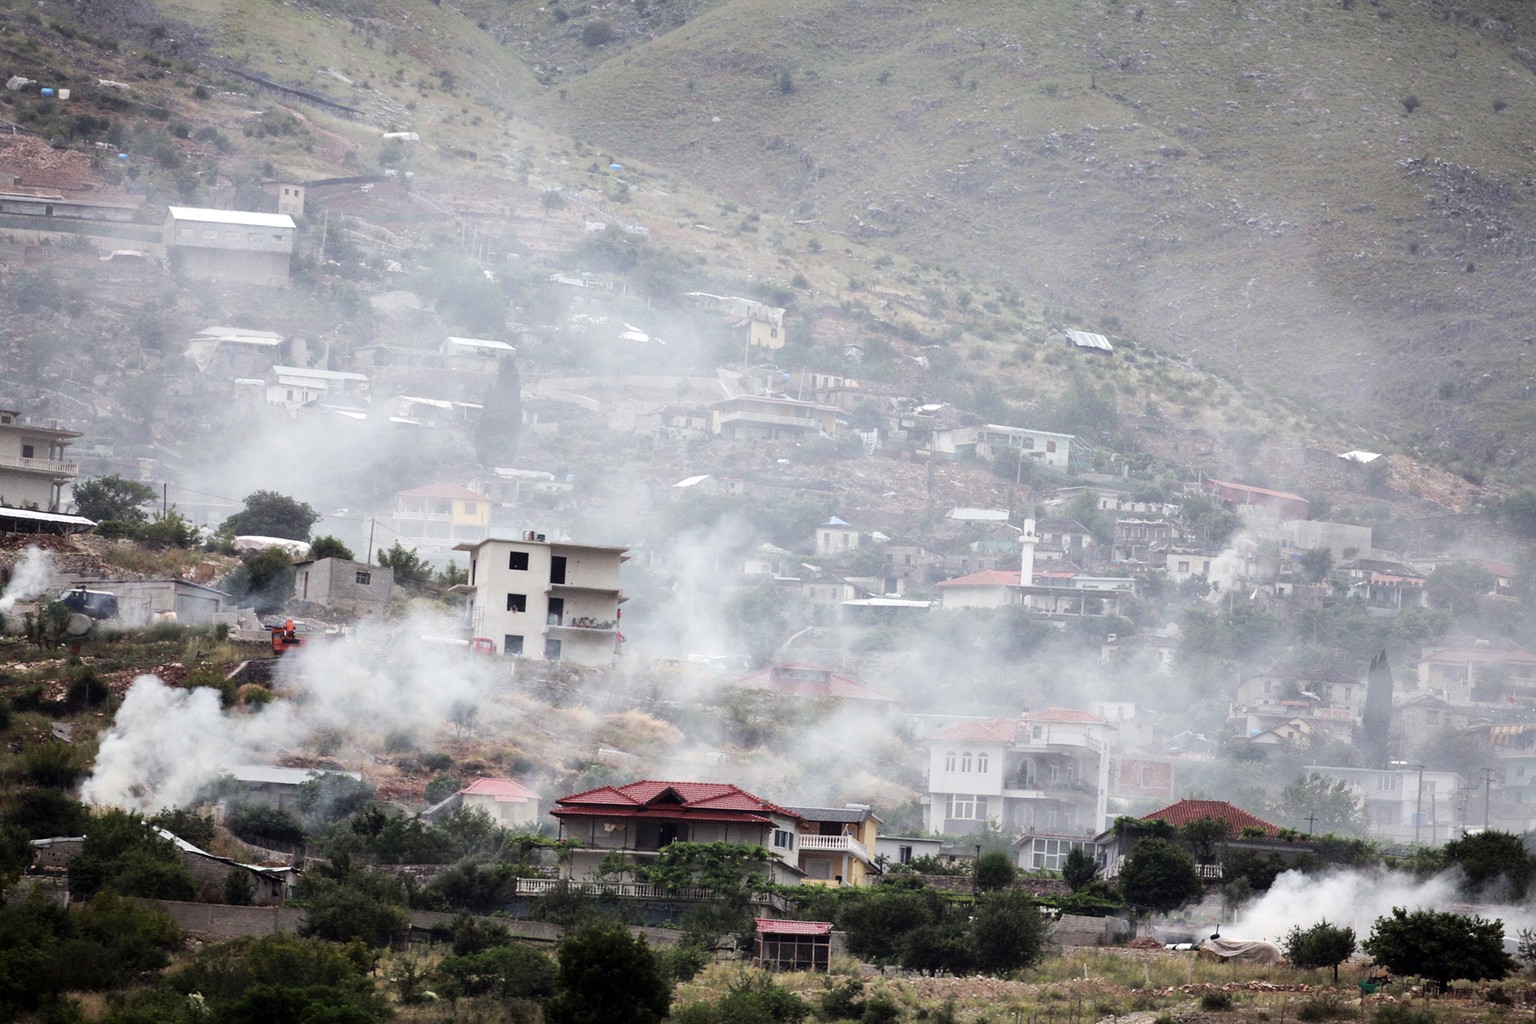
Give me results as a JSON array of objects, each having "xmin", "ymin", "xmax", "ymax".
[
  {"xmin": 944, "ymin": 751, "xmax": 956, "ymax": 772},
  {"xmin": 976, "ymin": 752, "xmax": 989, "ymax": 774},
  {"xmin": 960, "ymin": 752, "xmax": 973, "ymax": 773}
]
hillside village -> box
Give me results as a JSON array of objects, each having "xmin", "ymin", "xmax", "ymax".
[{"xmin": 8, "ymin": 3, "xmax": 1536, "ymax": 1019}]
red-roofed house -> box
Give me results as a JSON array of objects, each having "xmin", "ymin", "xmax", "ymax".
[
  {"xmin": 1096, "ymin": 799, "xmax": 1309, "ymax": 882},
  {"xmin": 733, "ymin": 664, "xmax": 902, "ymax": 707},
  {"xmin": 550, "ymin": 780, "xmax": 808, "ymax": 883},
  {"xmin": 392, "ymin": 482, "xmax": 493, "ymax": 543},
  {"xmin": 935, "ymin": 569, "xmax": 1023, "ymax": 609},
  {"xmin": 924, "ymin": 709, "xmax": 1114, "ymax": 843},
  {"xmin": 1138, "ymin": 799, "xmax": 1280, "ymax": 836},
  {"xmin": 421, "ymin": 777, "xmax": 541, "ymax": 829}
]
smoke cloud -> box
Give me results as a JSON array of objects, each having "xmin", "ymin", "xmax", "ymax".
[
  {"xmin": 0, "ymin": 546, "xmax": 55, "ymax": 614},
  {"xmin": 1227, "ymin": 866, "xmax": 1536, "ymax": 944},
  {"xmin": 82, "ymin": 608, "xmax": 508, "ymax": 811}
]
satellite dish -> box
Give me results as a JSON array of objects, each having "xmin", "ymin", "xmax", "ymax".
[{"xmin": 65, "ymin": 613, "xmax": 93, "ymax": 636}]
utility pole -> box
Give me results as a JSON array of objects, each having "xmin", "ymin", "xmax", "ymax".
[
  {"xmin": 1414, "ymin": 763, "xmax": 1425, "ymax": 846},
  {"xmin": 1481, "ymin": 767, "xmax": 1496, "ymax": 831},
  {"xmin": 1304, "ymin": 812, "xmax": 1318, "ymax": 835},
  {"xmin": 367, "ymin": 518, "xmax": 376, "ymax": 566}
]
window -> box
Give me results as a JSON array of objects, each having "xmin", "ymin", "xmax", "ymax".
[
  {"xmin": 1178, "ymin": 561, "xmax": 1190, "ymax": 573},
  {"xmin": 960, "ymin": 752, "xmax": 973, "ymax": 773},
  {"xmin": 550, "ymin": 556, "xmax": 567, "ymax": 584},
  {"xmin": 509, "ymin": 551, "xmax": 529, "ymax": 571},
  {"xmin": 355, "ymin": 571, "xmax": 372, "ymax": 586},
  {"xmin": 944, "ymin": 751, "xmax": 956, "ymax": 772},
  {"xmin": 20, "ymin": 445, "xmax": 33, "ymax": 459},
  {"xmin": 976, "ymin": 752, "xmax": 989, "ymax": 774},
  {"xmin": 773, "ymin": 829, "xmax": 795, "ymax": 850},
  {"xmin": 507, "ymin": 594, "xmax": 526, "ymax": 613},
  {"xmin": 1029, "ymin": 838, "xmax": 1085, "ymax": 871},
  {"xmin": 1046, "ymin": 440, "xmax": 1058, "ymax": 453},
  {"xmin": 898, "ymin": 845, "xmax": 913, "ymax": 865},
  {"xmin": 947, "ymin": 794, "xmax": 987, "ymax": 820},
  {"xmin": 544, "ymin": 638, "xmax": 562, "ymax": 660},
  {"xmin": 504, "ymin": 635, "xmax": 524, "ymax": 656}
]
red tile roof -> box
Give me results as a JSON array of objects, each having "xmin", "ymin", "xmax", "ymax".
[
  {"xmin": 936, "ymin": 569, "xmax": 1021, "ymax": 588},
  {"xmin": 755, "ymin": 918, "xmax": 832, "ymax": 935},
  {"xmin": 552, "ymin": 780, "xmax": 803, "ymax": 826},
  {"xmin": 460, "ymin": 777, "xmax": 539, "ymax": 802},
  {"xmin": 398, "ymin": 482, "xmax": 487, "ymax": 500},
  {"xmin": 1139, "ymin": 799, "xmax": 1280, "ymax": 837},
  {"xmin": 931, "ymin": 718, "xmax": 1021, "ymax": 743},
  {"xmin": 1023, "ymin": 708, "xmax": 1108, "ymax": 724}
]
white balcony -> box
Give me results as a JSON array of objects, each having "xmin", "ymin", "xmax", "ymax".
[
  {"xmin": 0, "ymin": 453, "xmax": 77, "ymax": 477},
  {"xmin": 799, "ymin": 833, "xmax": 872, "ymax": 864}
]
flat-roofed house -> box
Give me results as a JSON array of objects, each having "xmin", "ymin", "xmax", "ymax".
[
  {"xmin": 163, "ymin": 206, "xmax": 295, "ymax": 286},
  {"xmin": 0, "ymin": 410, "xmax": 80, "ymax": 513}
]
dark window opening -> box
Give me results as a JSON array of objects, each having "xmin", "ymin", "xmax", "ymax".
[
  {"xmin": 507, "ymin": 593, "xmax": 526, "ymax": 613},
  {"xmin": 550, "ymin": 555, "xmax": 567, "ymax": 584},
  {"xmin": 544, "ymin": 637, "xmax": 562, "ymax": 660},
  {"xmin": 509, "ymin": 551, "xmax": 529, "ymax": 571},
  {"xmin": 504, "ymin": 635, "xmax": 524, "ymax": 655}
]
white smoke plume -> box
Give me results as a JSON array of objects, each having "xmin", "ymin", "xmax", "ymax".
[
  {"xmin": 82, "ymin": 608, "xmax": 507, "ymax": 811},
  {"xmin": 0, "ymin": 546, "xmax": 55, "ymax": 614},
  {"xmin": 1227, "ymin": 866, "xmax": 1536, "ymax": 944}
]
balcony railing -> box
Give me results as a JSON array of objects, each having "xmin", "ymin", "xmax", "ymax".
[
  {"xmin": 514, "ymin": 877, "xmax": 790, "ymax": 912},
  {"xmin": 799, "ymin": 834, "xmax": 872, "ymax": 863},
  {"xmin": 0, "ymin": 454, "xmax": 76, "ymax": 476}
]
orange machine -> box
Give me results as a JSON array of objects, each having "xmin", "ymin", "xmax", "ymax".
[{"xmin": 271, "ymin": 619, "xmax": 306, "ymax": 656}]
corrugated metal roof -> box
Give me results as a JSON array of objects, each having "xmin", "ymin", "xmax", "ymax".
[
  {"xmin": 1065, "ymin": 329, "xmax": 1113, "ymax": 352},
  {"xmin": 167, "ymin": 206, "xmax": 294, "ymax": 229}
]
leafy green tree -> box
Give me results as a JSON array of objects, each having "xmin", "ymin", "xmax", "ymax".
[
  {"xmin": 4, "ymin": 787, "xmax": 90, "ymax": 839},
  {"xmin": 1441, "ymin": 830, "xmax": 1534, "ymax": 900},
  {"xmin": 1426, "ymin": 561, "xmax": 1494, "ymax": 614},
  {"xmin": 224, "ymin": 867, "xmax": 257, "ymax": 906},
  {"xmin": 227, "ymin": 805, "xmax": 306, "ymax": 848},
  {"xmin": 69, "ymin": 809, "xmax": 197, "ymax": 901},
  {"xmin": 1297, "ymin": 547, "xmax": 1334, "ymax": 584},
  {"xmin": 1283, "ymin": 920, "xmax": 1356, "ymax": 981},
  {"xmin": 1179, "ymin": 817, "xmax": 1233, "ymax": 866},
  {"xmin": 1117, "ymin": 838, "xmax": 1202, "ymax": 918},
  {"xmin": 74, "ymin": 475, "xmax": 157, "ymax": 525},
  {"xmin": 975, "ymin": 849, "xmax": 1017, "ymax": 892},
  {"xmin": 838, "ymin": 888, "xmax": 943, "ymax": 964},
  {"xmin": 222, "ymin": 490, "xmax": 319, "ymax": 540},
  {"xmin": 434, "ymin": 807, "xmax": 513, "ymax": 861},
  {"xmin": 377, "ymin": 540, "xmax": 430, "ymax": 585},
  {"xmin": 971, "ymin": 888, "xmax": 1048, "ymax": 974},
  {"xmin": 308, "ymin": 535, "xmax": 355, "ymax": 561},
  {"xmin": 166, "ymin": 934, "xmax": 386, "ymax": 1023},
  {"xmin": 224, "ymin": 547, "xmax": 296, "ymax": 613},
  {"xmin": 1362, "ymin": 907, "xmax": 1515, "ymax": 988},
  {"xmin": 298, "ymin": 869, "xmax": 410, "ymax": 947},
  {"xmin": 438, "ymin": 942, "xmax": 558, "ymax": 999},
  {"xmin": 1062, "ymin": 846, "xmax": 1097, "ymax": 891},
  {"xmin": 136, "ymin": 509, "xmax": 201, "ymax": 548},
  {"xmin": 545, "ymin": 925, "xmax": 671, "ymax": 1024},
  {"xmin": 1276, "ymin": 773, "xmax": 1369, "ymax": 836}
]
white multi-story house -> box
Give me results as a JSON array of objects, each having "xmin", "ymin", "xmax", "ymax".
[
  {"xmin": 924, "ymin": 709, "xmax": 1114, "ymax": 839},
  {"xmin": 0, "ymin": 410, "xmax": 80, "ymax": 512},
  {"xmin": 456, "ymin": 531, "xmax": 627, "ymax": 666},
  {"xmin": 1304, "ymin": 764, "xmax": 1463, "ymax": 845}
]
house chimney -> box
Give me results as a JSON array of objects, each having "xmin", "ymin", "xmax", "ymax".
[{"xmin": 1019, "ymin": 518, "xmax": 1037, "ymax": 587}]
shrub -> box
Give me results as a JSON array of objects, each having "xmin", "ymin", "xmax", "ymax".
[
  {"xmin": 1372, "ymin": 1006, "xmax": 1437, "ymax": 1024},
  {"xmin": 581, "ymin": 20, "xmax": 614, "ymax": 46},
  {"xmin": 1401, "ymin": 94, "xmax": 1420, "ymax": 113},
  {"xmin": 1201, "ymin": 991, "xmax": 1234, "ymax": 1011}
]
